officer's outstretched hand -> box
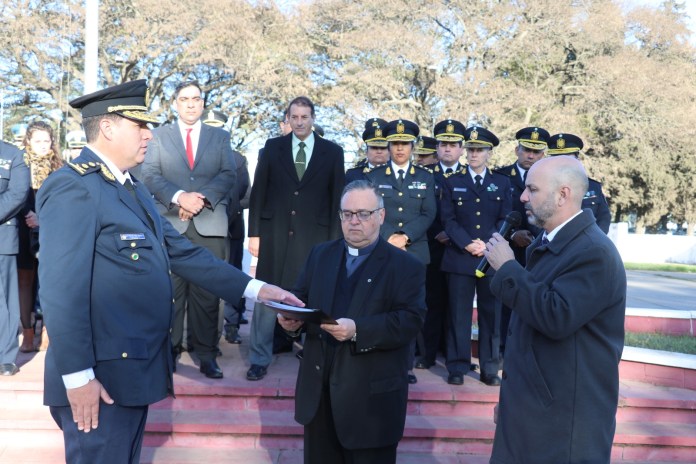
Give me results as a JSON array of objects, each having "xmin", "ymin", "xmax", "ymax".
[
  {"xmin": 257, "ymin": 284, "xmax": 305, "ymax": 308},
  {"xmin": 66, "ymin": 378, "xmax": 114, "ymax": 433}
]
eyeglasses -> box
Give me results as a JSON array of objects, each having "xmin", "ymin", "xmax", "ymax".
[{"xmin": 339, "ymin": 208, "xmax": 383, "ymax": 222}]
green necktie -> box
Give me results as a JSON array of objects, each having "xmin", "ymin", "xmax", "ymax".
[{"xmin": 295, "ymin": 142, "xmax": 306, "ymax": 179}]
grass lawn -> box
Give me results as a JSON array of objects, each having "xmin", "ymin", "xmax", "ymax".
[
  {"xmin": 625, "ymin": 332, "xmax": 696, "ymax": 355},
  {"xmin": 624, "ymin": 262, "xmax": 696, "ymax": 273}
]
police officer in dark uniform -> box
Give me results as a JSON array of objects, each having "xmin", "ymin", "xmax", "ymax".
[
  {"xmin": 415, "ymin": 120, "xmax": 465, "ymax": 370},
  {"xmin": 413, "ymin": 135, "xmax": 438, "ymax": 167},
  {"xmin": 547, "ymin": 133, "xmax": 611, "ymax": 233},
  {"xmin": 36, "ymin": 80, "xmax": 301, "ymax": 464},
  {"xmin": 494, "ymin": 127, "xmax": 549, "ymax": 356},
  {"xmin": 440, "ymin": 126, "xmax": 511, "ymax": 386},
  {"xmin": 345, "ymin": 118, "xmax": 389, "ymax": 183},
  {"xmin": 365, "ymin": 119, "xmax": 436, "ymax": 384}
]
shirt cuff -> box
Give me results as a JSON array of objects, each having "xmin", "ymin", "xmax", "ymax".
[
  {"xmin": 62, "ymin": 368, "xmax": 95, "ymax": 389},
  {"xmin": 243, "ymin": 279, "xmax": 265, "ymax": 301},
  {"xmin": 172, "ymin": 190, "xmax": 185, "ymax": 205}
]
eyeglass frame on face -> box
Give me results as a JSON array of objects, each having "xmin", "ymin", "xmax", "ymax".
[{"xmin": 339, "ymin": 208, "xmax": 384, "ymax": 222}]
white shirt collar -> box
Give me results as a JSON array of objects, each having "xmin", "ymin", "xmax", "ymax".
[
  {"xmin": 86, "ymin": 144, "xmax": 131, "ymax": 185},
  {"xmin": 440, "ymin": 162, "xmax": 458, "ymax": 172},
  {"xmin": 391, "ymin": 160, "xmax": 410, "ymax": 173},
  {"xmin": 546, "ymin": 210, "xmax": 583, "ymax": 242},
  {"xmin": 468, "ymin": 166, "xmax": 486, "ymax": 181}
]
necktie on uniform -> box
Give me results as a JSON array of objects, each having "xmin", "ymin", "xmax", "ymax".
[
  {"xmin": 397, "ymin": 169, "xmax": 405, "ymax": 188},
  {"xmin": 541, "ymin": 234, "xmax": 550, "ymax": 246},
  {"xmin": 185, "ymin": 128, "xmax": 194, "ymax": 170},
  {"xmin": 445, "ymin": 168, "xmax": 453, "ymax": 175},
  {"xmin": 124, "ymin": 179, "xmax": 154, "ymax": 231},
  {"xmin": 475, "ymin": 174, "xmax": 483, "ymax": 190},
  {"xmin": 296, "ymin": 142, "xmax": 307, "ymax": 179},
  {"xmin": 522, "ymin": 170, "xmax": 527, "ymax": 183}
]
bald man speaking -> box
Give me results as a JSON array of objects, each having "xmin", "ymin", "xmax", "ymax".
[{"xmin": 483, "ymin": 156, "xmax": 626, "ymax": 464}]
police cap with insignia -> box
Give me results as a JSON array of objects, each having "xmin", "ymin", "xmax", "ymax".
[
  {"xmin": 516, "ymin": 127, "xmax": 550, "ymax": 150},
  {"xmin": 69, "ymin": 79, "xmax": 158, "ymax": 124},
  {"xmin": 415, "ymin": 136, "xmax": 437, "ymax": 155},
  {"xmin": 547, "ymin": 133, "xmax": 584, "ymax": 156},
  {"xmin": 362, "ymin": 119, "xmax": 388, "ymax": 147},
  {"xmin": 464, "ymin": 125, "xmax": 499, "ymax": 149},
  {"xmin": 434, "ymin": 119, "xmax": 465, "ymax": 143},
  {"xmin": 202, "ymin": 109, "xmax": 228, "ymax": 128},
  {"xmin": 364, "ymin": 118, "xmax": 388, "ymax": 130},
  {"xmin": 384, "ymin": 119, "xmax": 419, "ymax": 142}
]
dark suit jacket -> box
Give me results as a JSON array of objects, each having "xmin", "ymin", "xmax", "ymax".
[
  {"xmin": 584, "ymin": 178, "xmax": 611, "ymax": 233},
  {"xmin": 249, "ymin": 133, "xmax": 345, "ymax": 288},
  {"xmin": 0, "ymin": 142, "xmax": 29, "ymax": 255},
  {"xmin": 365, "ymin": 163, "xmax": 436, "ymax": 265},
  {"xmin": 37, "ymin": 149, "xmax": 251, "ymax": 407},
  {"xmin": 292, "ymin": 238, "xmax": 426, "ymax": 449},
  {"xmin": 440, "ymin": 167, "xmax": 512, "ymax": 275},
  {"xmin": 141, "ymin": 122, "xmax": 236, "ymax": 236},
  {"xmin": 494, "ymin": 163, "xmax": 541, "ymax": 265},
  {"xmin": 489, "ymin": 210, "xmax": 626, "ymax": 464},
  {"xmin": 227, "ymin": 151, "xmax": 250, "ymax": 241}
]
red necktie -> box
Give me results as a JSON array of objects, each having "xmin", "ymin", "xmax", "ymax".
[{"xmin": 185, "ymin": 128, "xmax": 194, "ymax": 169}]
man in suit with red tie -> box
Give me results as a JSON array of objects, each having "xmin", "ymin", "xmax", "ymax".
[
  {"xmin": 141, "ymin": 80, "xmax": 237, "ymax": 379},
  {"xmin": 247, "ymin": 96, "xmax": 345, "ymax": 380},
  {"xmin": 440, "ymin": 126, "xmax": 512, "ymax": 386}
]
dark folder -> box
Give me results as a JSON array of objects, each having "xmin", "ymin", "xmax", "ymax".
[{"xmin": 262, "ymin": 301, "xmax": 338, "ymax": 325}]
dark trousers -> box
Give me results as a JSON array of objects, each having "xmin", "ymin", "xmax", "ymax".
[
  {"xmin": 419, "ymin": 259, "xmax": 449, "ymax": 364},
  {"xmin": 446, "ymin": 273, "xmax": 500, "ymax": 376},
  {"xmin": 50, "ymin": 404, "xmax": 148, "ymax": 464},
  {"xmin": 172, "ymin": 223, "xmax": 226, "ymax": 361},
  {"xmin": 304, "ymin": 387, "xmax": 398, "ymax": 464},
  {"xmin": 223, "ymin": 236, "xmax": 245, "ymax": 332}
]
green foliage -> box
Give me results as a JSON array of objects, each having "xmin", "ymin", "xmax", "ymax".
[{"xmin": 625, "ymin": 332, "xmax": 696, "ymax": 355}]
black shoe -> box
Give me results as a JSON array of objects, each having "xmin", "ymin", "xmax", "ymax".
[
  {"xmin": 470, "ymin": 363, "xmax": 479, "ymax": 372},
  {"xmin": 447, "ymin": 373, "xmax": 464, "ymax": 385},
  {"xmin": 0, "ymin": 363, "xmax": 18, "ymax": 376},
  {"xmin": 224, "ymin": 328, "xmax": 242, "ymax": 344},
  {"xmin": 246, "ymin": 364, "xmax": 267, "ymax": 381},
  {"xmin": 199, "ymin": 359, "xmax": 223, "ymax": 379},
  {"xmin": 407, "ymin": 373, "xmax": 418, "ymax": 384},
  {"xmin": 415, "ymin": 360, "xmax": 434, "ymax": 369},
  {"xmin": 239, "ymin": 316, "xmax": 249, "ymax": 325},
  {"xmin": 480, "ymin": 373, "xmax": 501, "ymax": 386},
  {"xmin": 295, "ymin": 349, "xmax": 304, "ymax": 360}
]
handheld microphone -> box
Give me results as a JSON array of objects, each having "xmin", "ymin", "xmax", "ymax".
[{"xmin": 475, "ymin": 211, "xmax": 522, "ymax": 278}]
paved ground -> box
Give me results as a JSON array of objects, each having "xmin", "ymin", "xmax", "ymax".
[{"xmin": 626, "ymin": 271, "xmax": 696, "ymax": 312}]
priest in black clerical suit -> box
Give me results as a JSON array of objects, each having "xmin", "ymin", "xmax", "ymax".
[{"xmin": 278, "ymin": 180, "xmax": 426, "ymax": 464}]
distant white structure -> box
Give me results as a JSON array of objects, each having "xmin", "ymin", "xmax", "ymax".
[{"xmin": 610, "ymin": 223, "xmax": 696, "ymax": 265}]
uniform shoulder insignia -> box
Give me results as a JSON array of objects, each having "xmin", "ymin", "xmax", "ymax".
[
  {"xmin": 362, "ymin": 166, "xmax": 372, "ymax": 173},
  {"xmin": 67, "ymin": 161, "xmax": 116, "ymax": 182}
]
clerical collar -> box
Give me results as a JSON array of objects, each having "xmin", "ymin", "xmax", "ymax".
[{"xmin": 345, "ymin": 239, "xmax": 379, "ymax": 256}]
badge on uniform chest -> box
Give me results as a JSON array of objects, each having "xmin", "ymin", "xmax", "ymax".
[{"xmin": 408, "ymin": 181, "xmax": 427, "ymax": 190}]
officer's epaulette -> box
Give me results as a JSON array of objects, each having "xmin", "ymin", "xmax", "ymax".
[
  {"xmin": 443, "ymin": 165, "xmax": 466, "ymax": 178},
  {"xmin": 362, "ymin": 166, "xmax": 372, "ymax": 173},
  {"xmin": 414, "ymin": 164, "xmax": 433, "ymax": 174},
  {"xmin": 68, "ymin": 161, "xmax": 116, "ymax": 182},
  {"xmin": 493, "ymin": 167, "xmax": 512, "ymax": 177}
]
